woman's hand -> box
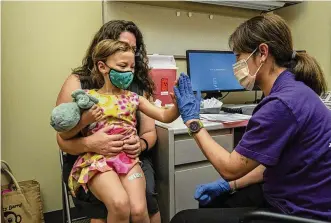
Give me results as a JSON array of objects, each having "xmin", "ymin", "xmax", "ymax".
[
  {"xmin": 86, "ymin": 126, "xmax": 125, "ymax": 156},
  {"xmin": 194, "ymin": 177, "xmax": 231, "ymax": 206},
  {"xmin": 123, "ymin": 135, "xmax": 141, "ymax": 158},
  {"xmin": 173, "ymin": 73, "xmax": 201, "ymax": 124}
]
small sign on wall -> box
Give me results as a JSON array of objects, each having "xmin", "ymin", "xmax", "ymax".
[{"xmin": 161, "ymin": 78, "xmax": 169, "ymax": 95}]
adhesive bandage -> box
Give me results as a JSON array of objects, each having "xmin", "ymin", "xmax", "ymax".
[{"xmin": 128, "ymin": 173, "xmax": 143, "ymax": 181}]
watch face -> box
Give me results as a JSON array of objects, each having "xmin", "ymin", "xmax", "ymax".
[{"xmin": 190, "ymin": 121, "xmax": 200, "ymax": 132}]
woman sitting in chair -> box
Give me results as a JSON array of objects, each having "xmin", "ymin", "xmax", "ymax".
[{"xmin": 56, "ymin": 20, "xmax": 161, "ymax": 223}]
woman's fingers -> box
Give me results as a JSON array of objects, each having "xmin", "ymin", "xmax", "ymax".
[
  {"xmin": 110, "ymin": 140, "xmax": 125, "ymax": 147},
  {"xmin": 182, "ymin": 74, "xmax": 192, "ymax": 95},
  {"xmin": 101, "ymin": 146, "xmax": 122, "ymax": 156},
  {"xmin": 123, "ymin": 135, "xmax": 141, "ymax": 156},
  {"xmin": 185, "ymin": 75, "xmax": 193, "ymax": 94},
  {"xmin": 173, "ymin": 86, "xmax": 181, "ymax": 101},
  {"xmin": 178, "ymin": 73, "xmax": 186, "ymax": 96},
  {"xmin": 123, "ymin": 135, "xmax": 139, "ymax": 145},
  {"xmin": 195, "ymin": 90, "xmax": 202, "ymax": 105},
  {"xmin": 123, "ymin": 143, "xmax": 139, "ymax": 152}
]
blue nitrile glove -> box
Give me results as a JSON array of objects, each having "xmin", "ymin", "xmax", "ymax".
[
  {"xmin": 173, "ymin": 73, "xmax": 201, "ymax": 123},
  {"xmin": 194, "ymin": 177, "xmax": 231, "ymax": 206}
]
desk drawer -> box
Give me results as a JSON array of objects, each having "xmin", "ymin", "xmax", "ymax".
[
  {"xmin": 174, "ymin": 134, "xmax": 233, "ymax": 165},
  {"xmin": 174, "ymin": 164, "xmax": 220, "ymax": 213}
]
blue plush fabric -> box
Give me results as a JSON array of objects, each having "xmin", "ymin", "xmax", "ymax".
[{"xmin": 50, "ymin": 89, "xmax": 99, "ymax": 132}]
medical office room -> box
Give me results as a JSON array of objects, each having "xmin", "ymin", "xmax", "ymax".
[{"xmin": 2, "ymin": 0, "xmax": 331, "ymax": 223}]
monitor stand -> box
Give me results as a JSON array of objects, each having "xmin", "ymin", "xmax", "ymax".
[{"xmin": 204, "ymin": 92, "xmax": 222, "ymax": 99}]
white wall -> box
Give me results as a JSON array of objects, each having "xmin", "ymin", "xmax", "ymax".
[
  {"xmin": 104, "ymin": 2, "xmax": 262, "ymax": 103},
  {"xmin": 2, "ymin": 1, "xmax": 102, "ymax": 212},
  {"xmin": 277, "ymin": 2, "xmax": 331, "ymax": 88}
]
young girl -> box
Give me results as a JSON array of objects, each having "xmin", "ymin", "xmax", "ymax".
[{"xmin": 58, "ymin": 39, "xmax": 179, "ymax": 223}]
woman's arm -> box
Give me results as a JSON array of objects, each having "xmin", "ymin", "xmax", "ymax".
[
  {"xmin": 190, "ymin": 125, "xmax": 259, "ymax": 181},
  {"xmin": 229, "ymin": 165, "xmax": 265, "ymax": 190},
  {"xmin": 123, "ymin": 96, "xmax": 158, "ymax": 158},
  {"xmin": 58, "ymin": 121, "xmax": 87, "ymax": 140},
  {"xmin": 173, "ymin": 74, "xmax": 259, "ymax": 180},
  {"xmin": 122, "ymin": 111, "xmax": 157, "ymax": 158},
  {"xmin": 56, "ymin": 75, "xmax": 89, "ymax": 154},
  {"xmin": 138, "ymin": 112, "xmax": 157, "ymax": 151},
  {"xmin": 138, "ymin": 96, "xmax": 179, "ymax": 123}
]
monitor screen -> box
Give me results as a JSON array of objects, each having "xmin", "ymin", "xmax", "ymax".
[{"xmin": 186, "ymin": 50, "xmax": 244, "ymax": 92}]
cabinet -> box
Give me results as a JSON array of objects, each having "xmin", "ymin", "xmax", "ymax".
[{"xmin": 153, "ymin": 118, "xmax": 247, "ymax": 223}]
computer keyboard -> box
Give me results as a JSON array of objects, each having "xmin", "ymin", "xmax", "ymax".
[
  {"xmin": 221, "ymin": 107, "xmax": 243, "ymax": 114},
  {"xmin": 221, "ymin": 104, "xmax": 257, "ymax": 115}
]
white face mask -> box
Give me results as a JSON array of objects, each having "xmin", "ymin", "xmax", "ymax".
[{"xmin": 233, "ymin": 48, "xmax": 263, "ymax": 91}]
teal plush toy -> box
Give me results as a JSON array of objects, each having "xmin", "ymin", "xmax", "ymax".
[{"xmin": 50, "ymin": 89, "xmax": 99, "ymax": 132}]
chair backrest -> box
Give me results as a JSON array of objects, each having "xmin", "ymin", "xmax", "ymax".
[
  {"xmin": 59, "ymin": 150, "xmax": 65, "ymax": 169},
  {"xmin": 240, "ymin": 211, "xmax": 330, "ymax": 223}
]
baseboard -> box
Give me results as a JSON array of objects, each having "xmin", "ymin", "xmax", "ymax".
[{"xmin": 44, "ymin": 207, "xmax": 88, "ymax": 223}]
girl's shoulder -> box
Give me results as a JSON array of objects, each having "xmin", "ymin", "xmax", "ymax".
[
  {"xmin": 83, "ymin": 89, "xmax": 98, "ymax": 96},
  {"xmin": 125, "ymin": 90, "xmax": 139, "ymax": 97},
  {"xmin": 119, "ymin": 90, "xmax": 140, "ymax": 102}
]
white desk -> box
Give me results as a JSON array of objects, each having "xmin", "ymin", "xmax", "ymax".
[{"xmin": 153, "ymin": 118, "xmax": 247, "ymax": 223}]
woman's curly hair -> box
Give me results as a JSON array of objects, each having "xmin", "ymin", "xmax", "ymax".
[{"xmin": 72, "ymin": 20, "xmax": 155, "ymax": 98}]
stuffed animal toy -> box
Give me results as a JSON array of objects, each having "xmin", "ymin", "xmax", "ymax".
[{"xmin": 50, "ymin": 89, "xmax": 99, "ymax": 132}]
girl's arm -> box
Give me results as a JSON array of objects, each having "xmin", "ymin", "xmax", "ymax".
[
  {"xmin": 58, "ymin": 121, "xmax": 87, "ymax": 140},
  {"xmin": 138, "ymin": 96, "xmax": 179, "ymax": 123},
  {"xmin": 58, "ymin": 105, "xmax": 104, "ymax": 140}
]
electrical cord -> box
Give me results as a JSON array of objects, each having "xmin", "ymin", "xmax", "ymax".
[{"xmin": 219, "ymin": 92, "xmax": 230, "ymax": 100}]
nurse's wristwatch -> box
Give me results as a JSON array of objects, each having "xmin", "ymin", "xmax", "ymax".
[{"xmin": 187, "ymin": 120, "xmax": 204, "ymax": 136}]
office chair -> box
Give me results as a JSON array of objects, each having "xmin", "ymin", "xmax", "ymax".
[
  {"xmin": 240, "ymin": 210, "xmax": 330, "ymax": 223},
  {"xmin": 59, "ymin": 150, "xmax": 73, "ymax": 223},
  {"xmin": 59, "ymin": 151, "xmax": 89, "ymax": 223}
]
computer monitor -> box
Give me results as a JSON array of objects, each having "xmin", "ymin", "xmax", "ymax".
[{"xmin": 186, "ymin": 50, "xmax": 244, "ymax": 93}]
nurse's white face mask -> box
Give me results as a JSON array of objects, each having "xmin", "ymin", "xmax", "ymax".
[{"xmin": 232, "ymin": 48, "xmax": 264, "ymax": 91}]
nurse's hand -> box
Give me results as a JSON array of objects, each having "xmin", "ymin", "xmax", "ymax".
[
  {"xmin": 194, "ymin": 177, "xmax": 231, "ymax": 206},
  {"xmin": 173, "ymin": 73, "xmax": 201, "ymax": 124}
]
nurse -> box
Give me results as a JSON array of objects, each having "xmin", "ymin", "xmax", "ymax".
[{"xmin": 170, "ymin": 14, "xmax": 331, "ymax": 223}]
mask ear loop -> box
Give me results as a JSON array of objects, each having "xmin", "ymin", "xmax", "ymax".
[
  {"xmin": 253, "ymin": 61, "xmax": 264, "ymax": 76},
  {"xmin": 247, "ymin": 48, "xmax": 264, "ymax": 77},
  {"xmin": 245, "ymin": 48, "xmax": 258, "ymax": 62},
  {"xmin": 103, "ymin": 62, "xmax": 111, "ymax": 93}
]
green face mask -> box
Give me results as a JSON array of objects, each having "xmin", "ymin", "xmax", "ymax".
[{"xmin": 108, "ymin": 69, "xmax": 134, "ymax": 90}]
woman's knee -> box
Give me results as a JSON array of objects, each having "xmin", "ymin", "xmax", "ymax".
[{"xmin": 104, "ymin": 193, "xmax": 130, "ymax": 219}]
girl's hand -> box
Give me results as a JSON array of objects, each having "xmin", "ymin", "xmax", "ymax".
[
  {"xmin": 170, "ymin": 79, "xmax": 179, "ymax": 104},
  {"xmin": 123, "ymin": 135, "xmax": 141, "ymax": 158},
  {"xmin": 81, "ymin": 105, "xmax": 103, "ymax": 126}
]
